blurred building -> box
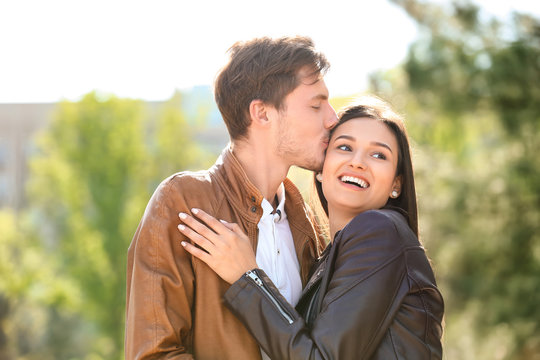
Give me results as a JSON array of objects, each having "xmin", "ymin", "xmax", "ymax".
[
  {"xmin": 0, "ymin": 87, "xmax": 228, "ymax": 210},
  {"xmin": 0, "ymin": 103, "xmax": 56, "ymax": 210}
]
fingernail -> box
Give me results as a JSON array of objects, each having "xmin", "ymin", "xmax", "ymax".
[
  {"xmin": 220, "ymin": 219, "xmax": 228, "ymax": 223},
  {"xmin": 178, "ymin": 224, "xmax": 185, "ymax": 231},
  {"xmin": 179, "ymin": 212, "xmax": 187, "ymax": 219},
  {"xmin": 181, "ymin": 241, "xmax": 186, "ymax": 247},
  {"xmin": 192, "ymin": 208, "xmax": 199, "ymax": 214}
]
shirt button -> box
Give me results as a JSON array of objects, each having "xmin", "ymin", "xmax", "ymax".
[{"xmin": 250, "ymin": 206, "xmax": 257, "ymax": 213}]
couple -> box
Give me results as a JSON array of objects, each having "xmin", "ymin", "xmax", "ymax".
[{"xmin": 125, "ymin": 36, "xmax": 444, "ymax": 359}]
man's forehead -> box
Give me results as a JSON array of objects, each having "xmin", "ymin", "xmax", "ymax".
[
  {"xmin": 297, "ymin": 75, "xmax": 328, "ymax": 98},
  {"xmin": 297, "ymin": 66, "xmax": 323, "ymax": 85}
]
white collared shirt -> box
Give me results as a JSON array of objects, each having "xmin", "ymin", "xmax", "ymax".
[{"xmin": 256, "ymin": 183, "xmax": 302, "ymax": 306}]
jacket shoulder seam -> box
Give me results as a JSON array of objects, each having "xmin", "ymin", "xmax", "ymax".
[
  {"xmin": 406, "ymin": 266, "xmax": 435, "ymax": 354},
  {"xmin": 151, "ymin": 179, "xmax": 176, "ymax": 348}
]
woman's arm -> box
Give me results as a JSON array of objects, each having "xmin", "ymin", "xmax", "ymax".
[{"xmin": 179, "ymin": 210, "xmax": 415, "ymax": 360}]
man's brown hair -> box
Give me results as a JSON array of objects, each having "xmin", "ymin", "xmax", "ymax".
[{"xmin": 214, "ymin": 36, "xmax": 329, "ymax": 140}]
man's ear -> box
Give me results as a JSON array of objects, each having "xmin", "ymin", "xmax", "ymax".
[{"xmin": 249, "ymin": 99, "xmax": 270, "ymax": 127}]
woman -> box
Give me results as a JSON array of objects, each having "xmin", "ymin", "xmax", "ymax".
[{"xmin": 178, "ymin": 96, "xmax": 444, "ymax": 359}]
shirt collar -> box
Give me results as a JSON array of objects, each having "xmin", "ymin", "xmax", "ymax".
[{"xmin": 260, "ymin": 183, "xmax": 287, "ymax": 222}]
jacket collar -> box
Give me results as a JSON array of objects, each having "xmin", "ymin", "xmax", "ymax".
[
  {"xmin": 210, "ymin": 145, "xmax": 265, "ymax": 222},
  {"xmin": 211, "ymin": 145, "xmax": 320, "ymax": 242}
]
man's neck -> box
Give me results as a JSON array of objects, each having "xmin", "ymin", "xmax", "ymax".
[{"xmin": 231, "ymin": 141, "xmax": 290, "ymax": 202}]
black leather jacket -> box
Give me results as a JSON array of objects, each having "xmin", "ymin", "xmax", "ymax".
[{"xmin": 224, "ymin": 209, "xmax": 444, "ymax": 359}]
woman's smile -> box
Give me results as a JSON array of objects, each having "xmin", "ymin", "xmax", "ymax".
[
  {"xmin": 321, "ymin": 117, "xmax": 401, "ymax": 221},
  {"xmin": 338, "ymin": 174, "xmax": 369, "ymax": 190}
]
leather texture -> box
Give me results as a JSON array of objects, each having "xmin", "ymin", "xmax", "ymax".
[
  {"xmin": 224, "ymin": 209, "xmax": 444, "ymax": 360},
  {"xmin": 125, "ymin": 147, "xmax": 322, "ymax": 359}
]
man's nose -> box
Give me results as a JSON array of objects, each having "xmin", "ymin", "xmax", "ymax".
[{"xmin": 324, "ymin": 105, "xmax": 338, "ymax": 129}]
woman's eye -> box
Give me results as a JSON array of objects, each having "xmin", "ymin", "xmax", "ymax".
[
  {"xmin": 337, "ymin": 144, "xmax": 351, "ymax": 151},
  {"xmin": 372, "ymin": 152, "xmax": 387, "ymax": 160},
  {"xmin": 311, "ymin": 106, "xmax": 321, "ymax": 110}
]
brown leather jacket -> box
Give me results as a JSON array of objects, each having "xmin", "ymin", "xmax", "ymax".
[
  {"xmin": 125, "ymin": 147, "xmax": 322, "ymax": 359},
  {"xmin": 224, "ymin": 209, "xmax": 444, "ymax": 359}
]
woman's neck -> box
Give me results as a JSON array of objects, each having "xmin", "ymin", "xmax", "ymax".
[{"xmin": 327, "ymin": 206, "xmax": 356, "ymax": 242}]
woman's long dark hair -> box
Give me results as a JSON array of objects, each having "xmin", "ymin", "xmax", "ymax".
[{"xmin": 314, "ymin": 96, "xmax": 418, "ymax": 236}]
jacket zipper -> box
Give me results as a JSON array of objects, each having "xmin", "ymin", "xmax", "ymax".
[{"xmin": 245, "ymin": 270, "xmax": 294, "ymax": 325}]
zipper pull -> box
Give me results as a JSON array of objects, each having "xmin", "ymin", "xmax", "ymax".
[
  {"xmin": 246, "ymin": 270, "xmax": 263, "ymax": 286},
  {"xmin": 244, "ymin": 269, "xmax": 294, "ymax": 324}
]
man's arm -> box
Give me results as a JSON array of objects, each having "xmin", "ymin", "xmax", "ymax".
[{"xmin": 125, "ymin": 179, "xmax": 195, "ymax": 359}]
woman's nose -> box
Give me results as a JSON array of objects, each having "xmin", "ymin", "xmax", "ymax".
[{"xmin": 349, "ymin": 152, "xmax": 366, "ymax": 169}]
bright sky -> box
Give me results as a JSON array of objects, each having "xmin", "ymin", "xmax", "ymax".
[{"xmin": 1, "ymin": 0, "xmax": 538, "ymax": 103}]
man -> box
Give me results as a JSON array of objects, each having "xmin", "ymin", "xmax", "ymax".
[{"xmin": 125, "ymin": 36, "xmax": 338, "ymax": 359}]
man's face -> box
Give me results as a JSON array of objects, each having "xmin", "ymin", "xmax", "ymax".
[{"xmin": 274, "ymin": 70, "xmax": 338, "ymax": 171}]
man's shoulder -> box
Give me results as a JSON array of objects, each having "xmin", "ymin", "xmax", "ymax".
[
  {"xmin": 149, "ymin": 169, "xmax": 224, "ymax": 210},
  {"xmin": 163, "ymin": 169, "xmax": 215, "ymax": 191}
]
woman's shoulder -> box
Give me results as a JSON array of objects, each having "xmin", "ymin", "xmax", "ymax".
[
  {"xmin": 336, "ymin": 209, "xmax": 416, "ymax": 252},
  {"xmin": 344, "ymin": 209, "xmax": 409, "ymax": 234}
]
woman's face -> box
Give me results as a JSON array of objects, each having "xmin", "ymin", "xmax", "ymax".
[{"xmin": 321, "ymin": 117, "xmax": 401, "ymax": 217}]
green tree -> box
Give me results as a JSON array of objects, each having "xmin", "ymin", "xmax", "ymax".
[
  {"xmin": 27, "ymin": 91, "xmax": 212, "ymax": 359},
  {"xmin": 0, "ymin": 209, "xmax": 85, "ymax": 359},
  {"xmin": 373, "ymin": 1, "xmax": 540, "ymax": 358},
  {"xmin": 149, "ymin": 91, "xmax": 212, "ymax": 178}
]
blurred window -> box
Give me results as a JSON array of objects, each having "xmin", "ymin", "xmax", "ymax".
[
  {"xmin": 0, "ymin": 174, "xmax": 7, "ymax": 204},
  {"xmin": 0, "ymin": 139, "xmax": 6, "ymax": 170}
]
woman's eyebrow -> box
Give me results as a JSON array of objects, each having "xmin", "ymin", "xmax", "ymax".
[
  {"xmin": 372, "ymin": 141, "xmax": 393, "ymax": 153},
  {"xmin": 334, "ymin": 134, "xmax": 355, "ymax": 141},
  {"xmin": 334, "ymin": 135, "xmax": 394, "ymax": 153}
]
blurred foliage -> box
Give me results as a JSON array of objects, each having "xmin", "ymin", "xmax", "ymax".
[
  {"xmin": 375, "ymin": 1, "xmax": 540, "ymax": 358},
  {"xmin": 1, "ymin": 1, "xmax": 539, "ymax": 358},
  {"xmin": 0, "ymin": 210, "xmax": 87, "ymax": 359},
  {"xmin": 0, "ymin": 92, "xmax": 214, "ymax": 359}
]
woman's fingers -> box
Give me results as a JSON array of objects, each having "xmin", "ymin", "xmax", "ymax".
[
  {"xmin": 181, "ymin": 241, "xmax": 213, "ymax": 265},
  {"xmin": 177, "ymin": 210, "xmax": 258, "ymax": 284},
  {"xmin": 219, "ymin": 219, "xmax": 236, "ymax": 231},
  {"xmin": 190, "ymin": 208, "xmax": 231, "ymax": 235},
  {"xmin": 178, "ymin": 223, "xmax": 216, "ymax": 254},
  {"xmin": 220, "ymin": 220, "xmax": 249, "ymax": 242},
  {"xmin": 228, "ymin": 222, "xmax": 245, "ymax": 236},
  {"xmin": 178, "ymin": 211, "xmax": 219, "ymax": 242}
]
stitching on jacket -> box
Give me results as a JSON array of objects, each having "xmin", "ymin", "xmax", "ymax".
[
  {"xmin": 152, "ymin": 179, "xmax": 174, "ymax": 348},
  {"xmin": 323, "ymin": 210, "xmax": 420, "ymax": 305},
  {"xmin": 388, "ymin": 328, "xmax": 399, "ymax": 359},
  {"xmin": 323, "ymin": 244, "xmax": 408, "ymax": 307},
  {"xmin": 159, "ymin": 176, "xmax": 203, "ymax": 347},
  {"xmin": 320, "ymin": 210, "xmax": 416, "ymax": 355},
  {"xmin": 407, "ymin": 261, "xmax": 433, "ymax": 356},
  {"xmin": 361, "ymin": 268, "xmax": 407, "ymax": 357}
]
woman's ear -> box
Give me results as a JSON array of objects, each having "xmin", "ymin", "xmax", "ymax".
[
  {"xmin": 249, "ymin": 99, "xmax": 270, "ymax": 127},
  {"xmin": 390, "ymin": 175, "xmax": 402, "ymax": 198}
]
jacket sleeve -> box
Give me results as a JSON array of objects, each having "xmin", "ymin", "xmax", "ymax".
[
  {"xmin": 224, "ymin": 211, "xmax": 408, "ymax": 360},
  {"xmin": 125, "ymin": 179, "xmax": 195, "ymax": 359}
]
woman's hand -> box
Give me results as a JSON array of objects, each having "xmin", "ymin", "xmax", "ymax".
[{"xmin": 178, "ymin": 208, "xmax": 258, "ymax": 284}]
